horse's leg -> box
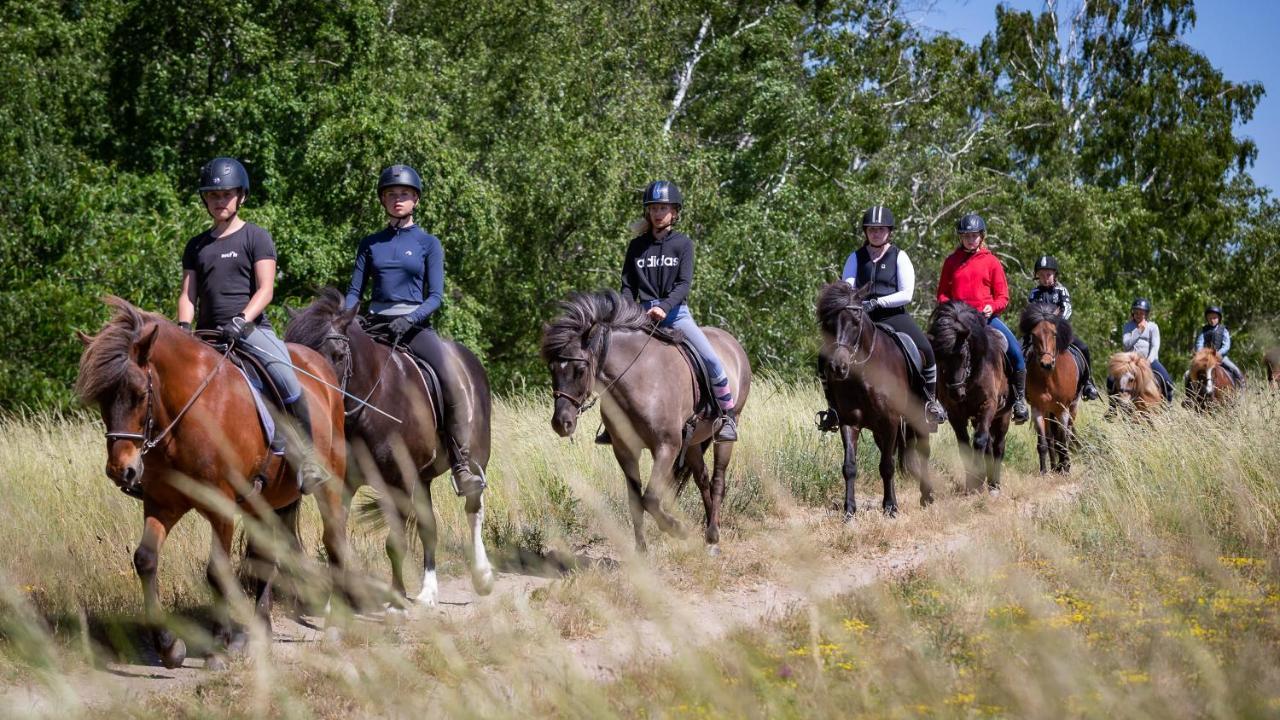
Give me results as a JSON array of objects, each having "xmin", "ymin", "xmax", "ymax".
[
  {"xmin": 708, "ymin": 441, "xmax": 732, "ymax": 552},
  {"xmin": 313, "ymin": 476, "xmax": 354, "ymax": 613},
  {"xmin": 611, "ymin": 442, "xmax": 649, "ymax": 553},
  {"xmin": 971, "ymin": 416, "xmax": 993, "ymax": 494},
  {"xmin": 840, "ymin": 424, "xmax": 860, "ymax": 521},
  {"xmin": 642, "ymin": 443, "xmax": 688, "ymax": 539},
  {"xmin": 1033, "ymin": 409, "xmax": 1050, "ymax": 475},
  {"xmin": 989, "ymin": 413, "xmax": 1012, "ymax": 494},
  {"xmin": 464, "ymin": 488, "xmax": 495, "ymax": 596},
  {"xmin": 685, "ymin": 444, "xmax": 714, "ymax": 540},
  {"xmin": 412, "ymin": 478, "xmax": 439, "ymax": 606},
  {"xmin": 908, "ymin": 430, "xmax": 935, "ymax": 507},
  {"xmin": 948, "ymin": 416, "xmax": 975, "ymax": 490},
  {"xmin": 1056, "ymin": 408, "xmax": 1073, "ymax": 473},
  {"xmin": 382, "ymin": 469, "xmax": 413, "ymax": 607},
  {"xmin": 204, "ymin": 512, "xmax": 244, "ymax": 666},
  {"xmin": 877, "ymin": 429, "xmax": 900, "ymax": 517},
  {"xmin": 135, "ymin": 504, "xmax": 189, "ymax": 669}
]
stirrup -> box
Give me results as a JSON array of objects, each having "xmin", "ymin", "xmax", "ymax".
[
  {"xmin": 714, "ymin": 414, "xmax": 738, "ymax": 443},
  {"xmin": 815, "ymin": 409, "xmax": 840, "ymax": 433},
  {"xmin": 450, "ymin": 462, "xmax": 486, "ymax": 497},
  {"xmin": 594, "ymin": 426, "xmax": 612, "ymax": 445},
  {"xmin": 925, "ymin": 399, "xmax": 948, "ymax": 425}
]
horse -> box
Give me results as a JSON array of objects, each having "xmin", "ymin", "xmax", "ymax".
[
  {"xmin": 816, "ymin": 282, "xmax": 933, "ymax": 520},
  {"xmin": 1265, "ymin": 347, "xmax": 1280, "ymax": 391},
  {"xmin": 928, "ymin": 300, "xmax": 1012, "ymax": 492},
  {"xmin": 1183, "ymin": 348, "xmax": 1237, "ymax": 411},
  {"xmin": 1106, "ymin": 352, "xmax": 1166, "ymax": 417},
  {"xmin": 285, "ymin": 288, "xmax": 494, "ymax": 607},
  {"xmin": 541, "ymin": 290, "xmax": 751, "ymax": 554},
  {"xmin": 76, "ymin": 297, "xmax": 350, "ymax": 669},
  {"xmin": 1020, "ymin": 304, "xmax": 1081, "ymax": 474}
]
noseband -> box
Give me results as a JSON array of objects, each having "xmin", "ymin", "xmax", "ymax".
[{"xmin": 947, "ymin": 339, "xmax": 972, "ymax": 390}]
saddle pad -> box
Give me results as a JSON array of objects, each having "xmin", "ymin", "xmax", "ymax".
[
  {"xmin": 232, "ymin": 365, "xmax": 280, "ymax": 454},
  {"xmin": 874, "ymin": 323, "xmax": 925, "ymax": 390},
  {"xmin": 675, "ymin": 336, "xmax": 719, "ymax": 421},
  {"xmin": 1067, "ymin": 344, "xmax": 1089, "ymax": 394}
]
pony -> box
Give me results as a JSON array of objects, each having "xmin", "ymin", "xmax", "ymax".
[
  {"xmin": 285, "ymin": 288, "xmax": 494, "ymax": 606},
  {"xmin": 1106, "ymin": 352, "xmax": 1165, "ymax": 417},
  {"xmin": 1019, "ymin": 304, "xmax": 1081, "ymax": 474},
  {"xmin": 76, "ymin": 297, "xmax": 349, "ymax": 669},
  {"xmin": 928, "ymin": 300, "xmax": 1012, "ymax": 492},
  {"xmin": 1184, "ymin": 348, "xmax": 1237, "ymax": 411},
  {"xmin": 817, "ymin": 282, "xmax": 934, "ymax": 519},
  {"xmin": 541, "ymin": 290, "xmax": 751, "ymax": 554}
]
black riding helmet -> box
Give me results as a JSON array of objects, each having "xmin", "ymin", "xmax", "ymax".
[
  {"xmin": 1205, "ymin": 304, "xmax": 1223, "ymax": 318},
  {"xmin": 1034, "ymin": 255, "xmax": 1059, "ymax": 273},
  {"xmin": 1132, "ymin": 298, "xmax": 1152, "ymax": 313},
  {"xmin": 861, "ymin": 205, "xmax": 896, "ymax": 228},
  {"xmin": 199, "ymin": 157, "xmax": 250, "ymax": 197},
  {"xmin": 956, "ymin": 213, "xmax": 986, "ymax": 233},
  {"xmin": 378, "ymin": 164, "xmax": 423, "ymax": 194},
  {"xmin": 643, "ymin": 180, "xmax": 683, "ymax": 207}
]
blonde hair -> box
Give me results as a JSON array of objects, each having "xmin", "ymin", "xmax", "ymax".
[{"xmin": 627, "ymin": 206, "xmax": 681, "ymax": 237}]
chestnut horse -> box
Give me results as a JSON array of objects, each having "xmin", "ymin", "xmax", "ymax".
[
  {"xmin": 1106, "ymin": 352, "xmax": 1165, "ymax": 417},
  {"xmin": 285, "ymin": 288, "xmax": 494, "ymax": 606},
  {"xmin": 817, "ymin": 282, "xmax": 933, "ymax": 520},
  {"xmin": 1184, "ymin": 348, "xmax": 1237, "ymax": 411},
  {"xmin": 928, "ymin": 300, "xmax": 1012, "ymax": 492},
  {"xmin": 1020, "ymin": 304, "xmax": 1081, "ymax": 474},
  {"xmin": 76, "ymin": 297, "xmax": 349, "ymax": 669},
  {"xmin": 541, "ymin": 290, "xmax": 751, "ymax": 554},
  {"xmin": 1266, "ymin": 347, "xmax": 1280, "ymax": 391}
]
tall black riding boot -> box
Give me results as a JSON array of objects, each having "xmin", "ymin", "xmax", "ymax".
[
  {"xmin": 921, "ymin": 364, "xmax": 948, "ymax": 425},
  {"xmin": 285, "ymin": 395, "xmax": 327, "ymax": 494},
  {"xmin": 815, "ymin": 356, "xmax": 841, "ymax": 432},
  {"xmin": 439, "ymin": 380, "xmax": 485, "ymax": 497},
  {"xmin": 1011, "ymin": 368, "xmax": 1030, "ymax": 424},
  {"xmin": 1080, "ymin": 345, "xmax": 1100, "ymax": 400}
]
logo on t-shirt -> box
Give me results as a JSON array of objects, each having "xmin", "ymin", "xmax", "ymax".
[
  {"xmin": 636, "ymin": 255, "xmax": 679, "ymax": 269},
  {"xmin": 220, "ymin": 250, "xmax": 239, "ymax": 259},
  {"xmin": 405, "ymin": 250, "xmax": 413, "ymax": 256}
]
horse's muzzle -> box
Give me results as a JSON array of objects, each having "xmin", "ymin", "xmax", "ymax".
[
  {"xmin": 106, "ymin": 451, "xmax": 144, "ymax": 496},
  {"xmin": 1040, "ymin": 358, "xmax": 1056, "ymax": 371},
  {"xmin": 551, "ymin": 403, "xmax": 578, "ymax": 438}
]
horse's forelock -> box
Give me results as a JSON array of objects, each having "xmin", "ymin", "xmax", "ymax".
[
  {"xmin": 817, "ymin": 282, "xmax": 860, "ymax": 333},
  {"xmin": 75, "ymin": 296, "xmax": 158, "ymax": 403},
  {"xmin": 540, "ymin": 290, "xmax": 649, "ymax": 362},
  {"xmin": 285, "ymin": 287, "xmax": 347, "ymax": 349},
  {"xmin": 930, "ymin": 301, "xmax": 986, "ymax": 355},
  {"xmin": 1190, "ymin": 348, "xmax": 1221, "ymax": 376},
  {"xmin": 1020, "ymin": 303, "xmax": 1073, "ymax": 350}
]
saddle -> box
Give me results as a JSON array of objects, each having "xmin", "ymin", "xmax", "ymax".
[
  {"xmin": 674, "ymin": 335, "xmax": 722, "ymax": 422},
  {"xmin": 874, "ymin": 323, "xmax": 926, "ymax": 394},
  {"xmin": 365, "ymin": 324, "xmax": 446, "ymax": 431},
  {"xmin": 194, "ymin": 333, "xmax": 282, "ymax": 455},
  {"xmin": 1066, "ymin": 344, "xmax": 1090, "ymax": 396}
]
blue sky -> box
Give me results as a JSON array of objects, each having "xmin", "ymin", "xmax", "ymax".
[{"xmin": 913, "ymin": 0, "xmax": 1277, "ymax": 193}]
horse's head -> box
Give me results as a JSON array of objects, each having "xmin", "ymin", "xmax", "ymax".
[
  {"xmin": 541, "ymin": 291, "xmax": 632, "ymax": 437},
  {"xmin": 285, "ymin": 288, "xmax": 360, "ymax": 390},
  {"xmin": 75, "ymin": 298, "xmax": 165, "ymax": 496},
  {"xmin": 817, "ymin": 282, "xmax": 869, "ymax": 380},
  {"xmin": 928, "ymin": 300, "xmax": 985, "ymax": 400},
  {"xmin": 1020, "ymin": 304, "xmax": 1071, "ymax": 371},
  {"xmin": 1107, "ymin": 352, "xmax": 1158, "ymax": 414}
]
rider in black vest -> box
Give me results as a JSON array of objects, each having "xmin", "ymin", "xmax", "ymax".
[
  {"xmin": 1025, "ymin": 255, "xmax": 1100, "ymax": 400},
  {"xmin": 818, "ymin": 206, "xmax": 947, "ymax": 431}
]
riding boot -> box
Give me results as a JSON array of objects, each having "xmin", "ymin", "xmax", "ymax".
[
  {"xmin": 1080, "ymin": 346, "xmax": 1100, "ymax": 400},
  {"xmin": 595, "ymin": 427, "xmax": 613, "ymax": 445},
  {"xmin": 815, "ymin": 356, "xmax": 841, "ymax": 432},
  {"xmin": 438, "ymin": 375, "xmax": 486, "ymax": 497},
  {"xmin": 921, "ymin": 364, "xmax": 948, "ymax": 425},
  {"xmin": 1011, "ymin": 368, "xmax": 1030, "ymax": 424},
  {"xmin": 284, "ymin": 395, "xmax": 327, "ymax": 494},
  {"xmin": 715, "ymin": 409, "xmax": 738, "ymax": 443}
]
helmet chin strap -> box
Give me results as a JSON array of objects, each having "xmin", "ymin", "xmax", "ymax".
[{"xmin": 386, "ymin": 201, "xmax": 417, "ymax": 229}]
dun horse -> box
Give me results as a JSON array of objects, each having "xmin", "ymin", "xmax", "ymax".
[
  {"xmin": 1020, "ymin": 304, "xmax": 1082, "ymax": 474},
  {"xmin": 817, "ymin": 282, "xmax": 933, "ymax": 519},
  {"xmin": 1107, "ymin": 352, "xmax": 1166, "ymax": 417},
  {"xmin": 76, "ymin": 297, "xmax": 350, "ymax": 669},
  {"xmin": 541, "ymin": 290, "xmax": 751, "ymax": 554},
  {"xmin": 1184, "ymin": 348, "xmax": 1238, "ymax": 411},
  {"xmin": 928, "ymin": 300, "xmax": 1012, "ymax": 492},
  {"xmin": 286, "ymin": 288, "xmax": 494, "ymax": 606}
]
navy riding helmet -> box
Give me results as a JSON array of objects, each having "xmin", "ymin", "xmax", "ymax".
[
  {"xmin": 199, "ymin": 157, "xmax": 250, "ymax": 197},
  {"xmin": 956, "ymin": 213, "xmax": 986, "ymax": 233},
  {"xmin": 643, "ymin": 180, "xmax": 683, "ymax": 207},
  {"xmin": 378, "ymin": 164, "xmax": 423, "ymax": 194},
  {"xmin": 1132, "ymin": 298, "xmax": 1152, "ymax": 313}
]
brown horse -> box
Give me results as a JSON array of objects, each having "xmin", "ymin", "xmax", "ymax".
[
  {"xmin": 285, "ymin": 288, "xmax": 494, "ymax": 607},
  {"xmin": 541, "ymin": 290, "xmax": 751, "ymax": 554},
  {"xmin": 1106, "ymin": 352, "xmax": 1165, "ymax": 417},
  {"xmin": 1265, "ymin": 347, "xmax": 1280, "ymax": 390},
  {"xmin": 1184, "ymin": 348, "xmax": 1238, "ymax": 411},
  {"xmin": 928, "ymin": 300, "xmax": 1012, "ymax": 492},
  {"xmin": 1020, "ymin": 304, "xmax": 1081, "ymax": 474},
  {"xmin": 76, "ymin": 297, "xmax": 349, "ymax": 669},
  {"xmin": 817, "ymin": 282, "xmax": 933, "ymax": 520}
]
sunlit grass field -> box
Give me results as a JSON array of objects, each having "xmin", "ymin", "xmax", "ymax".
[{"xmin": 3, "ymin": 381, "xmax": 1279, "ymax": 718}]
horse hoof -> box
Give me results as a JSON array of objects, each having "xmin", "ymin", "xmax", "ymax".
[
  {"xmin": 883, "ymin": 505, "xmax": 899, "ymax": 518},
  {"xmin": 842, "ymin": 511, "xmax": 855, "ymax": 524},
  {"xmin": 226, "ymin": 629, "xmax": 250, "ymax": 656},
  {"xmin": 472, "ymin": 569, "xmax": 495, "ymax": 596},
  {"xmin": 205, "ymin": 654, "xmax": 228, "ymax": 672},
  {"xmin": 706, "ymin": 544, "xmax": 721, "ymax": 558},
  {"xmin": 160, "ymin": 638, "xmax": 187, "ymax": 669}
]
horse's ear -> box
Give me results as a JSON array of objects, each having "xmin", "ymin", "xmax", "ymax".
[
  {"xmin": 335, "ymin": 306, "xmax": 357, "ymax": 332},
  {"xmin": 133, "ymin": 325, "xmax": 161, "ymax": 366},
  {"xmin": 76, "ymin": 330, "xmax": 94, "ymax": 347}
]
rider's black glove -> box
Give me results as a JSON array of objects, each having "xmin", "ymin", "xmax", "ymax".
[
  {"xmin": 388, "ymin": 315, "xmax": 414, "ymax": 338},
  {"xmin": 220, "ymin": 314, "xmax": 253, "ymax": 345}
]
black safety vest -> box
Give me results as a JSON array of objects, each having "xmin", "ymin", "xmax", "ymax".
[{"xmin": 854, "ymin": 244, "xmax": 900, "ymax": 300}]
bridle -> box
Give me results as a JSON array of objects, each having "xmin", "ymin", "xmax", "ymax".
[
  {"xmin": 552, "ymin": 322, "xmax": 659, "ymax": 419},
  {"xmin": 323, "ymin": 329, "xmax": 401, "ymax": 419},
  {"xmin": 105, "ymin": 341, "xmax": 233, "ymax": 456},
  {"xmin": 947, "ymin": 338, "xmax": 973, "ymax": 390},
  {"xmin": 831, "ymin": 303, "xmax": 877, "ymax": 367}
]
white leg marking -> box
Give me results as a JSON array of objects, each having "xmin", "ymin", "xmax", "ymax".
[
  {"xmin": 469, "ymin": 502, "xmax": 494, "ymax": 595},
  {"xmin": 414, "ymin": 569, "xmax": 439, "ymax": 606}
]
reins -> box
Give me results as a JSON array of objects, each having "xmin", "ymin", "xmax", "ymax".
[{"xmin": 556, "ymin": 321, "xmax": 661, "ymax": 417}]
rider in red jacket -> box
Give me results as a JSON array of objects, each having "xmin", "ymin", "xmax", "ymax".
[{"xmin": 936, "ymin": 213, "xmax": 1029, "ymax": 423}]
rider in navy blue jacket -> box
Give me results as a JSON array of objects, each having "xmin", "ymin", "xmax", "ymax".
[{"xmin": 344, "ymin": 165, "xmax": 484, "ymax": 496}]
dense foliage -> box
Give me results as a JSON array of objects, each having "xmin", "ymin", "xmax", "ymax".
[{"xmin": 1, "ymin": 0, "xmax": 1273, "ymax": 409}]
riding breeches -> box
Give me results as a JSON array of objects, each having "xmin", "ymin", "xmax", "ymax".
[
  {"xmin": 987, "ymin": 317, "xmax": 1026, "ymax": 372},
  {"xmin": 239, "ymin": 326, "xmax": 304, "ymax": 404}
]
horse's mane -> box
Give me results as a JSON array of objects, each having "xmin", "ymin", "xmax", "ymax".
[
  {"xmin": 539, "ymin": 290, "xmax": 658, "ymax": 362},
  {"xmin": 1019, "ymin": 303, "xmax": 1073, "ymax": 349},
  {"xmin": 1190, "ymin": 348, "xmax": 1222, "ymax": 377},
  {"xmin": 284, "ymin": 287, "xmax": 348, "ymax": 350},
  {"xmin": 816, "ymin": 281, "xmax": 869, "ymax": 335},
  {"xmin": 75, "ymin": 296, "xmax": 164, "ymax": 403},
  {"xmin": 929, "ymin": 300, "xmax": 989, "ymax": 357}
]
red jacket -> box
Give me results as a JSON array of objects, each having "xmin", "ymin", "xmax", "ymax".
[{"xmin": 936, "ymin": 246, "xmax": 1009, "ymax": 315}]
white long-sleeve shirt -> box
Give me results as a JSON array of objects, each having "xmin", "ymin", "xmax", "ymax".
[
  {"xmin": 842, "ymin": 246, "xmax": 915, "ymax": 309},
  {"xmin": 1122, "ymin": 320, "xmax": 1161, "ymax": 364}
]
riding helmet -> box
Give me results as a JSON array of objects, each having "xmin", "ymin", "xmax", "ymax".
[
  {"xmin": 643, "ymin": 181, "xmax": 683, "ymax": 207},
  {"xmin": 860, "ymin": 205, "xmax": 896, "ymax": 229},
  {"xmin": 1205, "ymin": 304, "xmax": 1223, "ymax": 318},
  {"xmin": 378, "ymin": 165, "xmax": 423, "ymax": 194},
  {"xmin": 956, "ymin": 213, "xmax": 986, "ymax": 234},
  {"xmin": 1131, "ymin": 298, "xmax": 1152, "ymax": 313},
  {"xmin": 1034, "ymin": 255, "xmax": 1059, "ymax": 273},
  {"xmin": 198, "ymin": 157, "xmax": 250, "ymax": 196}
]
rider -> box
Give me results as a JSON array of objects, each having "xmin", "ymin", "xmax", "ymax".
[
  {"xmin": 598, "ymin": 180, "xmax": 737, "ymax": 445},
  {"xmin": 1194, "ymin": 305, "xmax": 1245, "ymax": 385},
  {"xmin": 817, "ymin": 205, "xmax": 947, "ymax": 431},
  {"xmin": 179, "ymin": 157, "xmax": 325, "ymax": 492},
  {"xmin": 936, "ymin": 213, "xmax": 1030, "ymax": 423},
  {"xmin": 343, "ymin": 164, "xmax": 485, "ymax": 496},
  {"xmin": 1025, "ymin": 255, "xmax": 1100, "ymax": 400},
  {"xmin": 1115, "ymin": 298, "xmax": 1174, "ymax": 403}
]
